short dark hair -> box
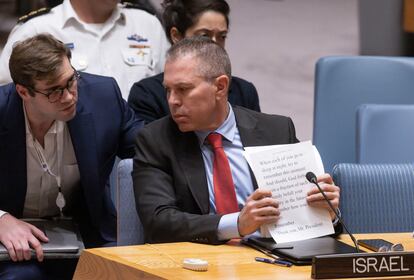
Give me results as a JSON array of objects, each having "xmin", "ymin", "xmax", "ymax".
[
  {"xmin": 166, "ymin": 36, "xmax": 231, "ymax": 82},
  {"xmin": 9, "ymin": 33, "xmax": 71, "ymax": 88},
  {"xmin": 162, "ymin": 0, "xmax": 230, "ymax": 44}
]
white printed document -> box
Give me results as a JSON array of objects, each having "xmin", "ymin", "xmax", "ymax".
[{"xmin": 244, "ymin": 141, "xmax": 334, "ymax": 243}]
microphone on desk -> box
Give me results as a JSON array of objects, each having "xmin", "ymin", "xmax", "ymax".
[{"xmin": 305, "ymin": 171, "xmax": 360, "ymax": 253}]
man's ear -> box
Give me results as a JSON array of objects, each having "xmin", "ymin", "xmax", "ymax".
[
  {"xmin": 15, "ymin": 84, "xmax": 32, "ymax": 101},
  {"xmin": 170, "ymin": 27, "xmax": 183, "ymax": 44},
  {"xmin": 214, "ymin": 75, "xmax": 230, "ymax": 101}
]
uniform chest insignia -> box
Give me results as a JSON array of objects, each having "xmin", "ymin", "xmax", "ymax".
[{"xmin": 127, "ymin": 34, "xmax": 148, "ymax": 43}]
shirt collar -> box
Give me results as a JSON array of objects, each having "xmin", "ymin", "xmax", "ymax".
[
  {"xmin": 60, "ymin": 0, "xmax": 79, "ymax": 28},
  {"xmin": 61, "ymin": 0, "xmax": 125, "ymax": 29},
  {"xmin": 23, "ymin": 103, "xmax": 59, "ymax": 137},
  {"xmin": 195, "ymin": 103, "xmax": 236, "ymax": 146}
]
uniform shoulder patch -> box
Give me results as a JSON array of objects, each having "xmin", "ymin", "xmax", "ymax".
[
  {"xmin": 17, "ymin": 7, "xmax": 51, "ymax": 23},
  {"xmin": 122, "ymin": 1, "xmax": 156, "ymax": 15}
]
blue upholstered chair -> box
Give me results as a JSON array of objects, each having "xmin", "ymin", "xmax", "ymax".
[
  {"xmin": 332, "ymin": 163, "xmax": 414, "ymax": 233},
  {"xmin": 115, "ymin": 158, "xmax": 145, "ymax": 245},
  {"xmin": 313, "ymin": 56, "xmax": 414, "ymax": 173},
  {"xmin": 356, "ymin": 104, "xmax": 414, "ymax": 164}
]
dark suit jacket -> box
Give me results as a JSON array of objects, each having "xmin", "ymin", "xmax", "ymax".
[
  {"xmin": 0, "ymin": 73, "xmax": 143, "ymax": 247},
  {"xmin": 132, "ymin": 106, "xmax": 299, "ymax": 244},
  {"xmin": 128, "ymin": 73, "xmax": 261, "ymax": 123}
]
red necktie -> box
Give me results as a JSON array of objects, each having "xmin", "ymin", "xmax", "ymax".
[{"xmin": 207, "ymin": 133, "xmax": 239, "ymax": 214}]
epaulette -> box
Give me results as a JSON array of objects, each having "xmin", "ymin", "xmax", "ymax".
[
  {"xmin": 17, "ymin": 7, "xmax": 51, "ymax": 24},
  {"xmin": 122, "ymin": 1, "xmax": 156, "ymax": 15}
]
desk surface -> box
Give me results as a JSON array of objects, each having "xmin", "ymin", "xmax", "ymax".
[{"xmin": 73, "ymin": 233, "xmax": 414, "ymax": 280}]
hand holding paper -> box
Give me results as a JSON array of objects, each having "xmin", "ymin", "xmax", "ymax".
[
  {"xmin": 237, "ymin": 189, "xmax": 280, "ymax": 236},
  {"xmin": 243, "ymin": 141, "xmax": 336, "ymax": 243},
  {"xmin": 306, "ymin": 174, "xmax": 340, "ymax": 220}
]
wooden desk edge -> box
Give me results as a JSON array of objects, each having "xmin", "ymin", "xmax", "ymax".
[
  {"xmin": 73, "ymin": 233, "xmax": 414, "ymax": 280},
  {"xmin": 73, "ymin": 249, "xmax": 166, "ymax": 280}
]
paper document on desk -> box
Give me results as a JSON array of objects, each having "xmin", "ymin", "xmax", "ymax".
[{"xmin": 244, "ymin": 141, "xmax": 334, "ymax": 243}]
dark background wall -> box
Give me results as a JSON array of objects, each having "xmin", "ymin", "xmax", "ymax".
[{"xmin": 359, "ymin": 0, "xmax": 414, "ymax": 56}]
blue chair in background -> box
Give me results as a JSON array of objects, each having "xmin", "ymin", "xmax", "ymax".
[
  {"xmin": 115, "ymin": 158, "xmax": 145, "ymax": 245},
  {"xmin": 332, "ymin": 163, "xmax": 414, "ymax": 233},
  {"xmin": 313, "ymin": 56, "xmax": 414, "ymax": 173},
  {"xmin": 357, "ymin": 104, "xmax": 414, "ymax": 164}
]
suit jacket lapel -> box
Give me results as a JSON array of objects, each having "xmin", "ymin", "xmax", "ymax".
[
  {"xmin": 0, "ymin": 92, "xmax": 27, "ymax": 216},
  {"xmin": 175, "ymin": 108, "xmax": 264, "ymax": 213},
  {"xmin": 234, "ymin": 107, "xmax": 261, "ymax": 146},
  {"xmin": 67, "ymin": 100, "xmax": 101, "ymax": 221},
  {"xmin": 233, "ymin": 107, "xmax": 261, "ymax": 188},
  {"xmin": 176, "ymin": 129, "xmax": 210, "ymax": 214}
]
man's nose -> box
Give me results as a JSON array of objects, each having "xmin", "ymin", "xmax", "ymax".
[
  {"xmin": 167, "ymin": 91, "xmax": 181, "ymax": 106},
  {"xmin": 60, "ymin": 88, "xmax": 74, "ymax": 103}
]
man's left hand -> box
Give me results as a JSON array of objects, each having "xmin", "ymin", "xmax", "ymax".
[{"xmin": 306, "ymin": 173, "xmax": 340, "ymax": 220}]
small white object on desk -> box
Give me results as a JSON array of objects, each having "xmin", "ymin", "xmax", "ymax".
[{"xmin": 182, "ymin": 258, "xmax": 208, "ymax": 271}]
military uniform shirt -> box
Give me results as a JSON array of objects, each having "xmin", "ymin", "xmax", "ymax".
[{"xmin": 0, "ymin": 0, "xmax": 170, "ymax": 99}]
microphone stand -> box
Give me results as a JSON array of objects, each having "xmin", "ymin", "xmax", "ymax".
[{"xmin": 306, "ymin": 172, "xmax": 360, "ymax": 253}]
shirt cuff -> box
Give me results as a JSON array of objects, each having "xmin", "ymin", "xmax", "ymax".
[
  {"xmin": 217, "ymin": 212, "xmax": 241, "ymax": 240},
  {"xmin": 332, "ymin": 208, "xmax": 342, "ymax": 226},
  {"xmin": 0, "ymin": 210, "xmax": 8, "ymax": 219}
]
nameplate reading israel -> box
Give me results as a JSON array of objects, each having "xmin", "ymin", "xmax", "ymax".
[{"xmin": 312, "ymin": 251, "xmax": 414, "ymax": 279}]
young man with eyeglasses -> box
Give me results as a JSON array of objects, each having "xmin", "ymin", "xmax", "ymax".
[{"xmin": 0, "ymin": 33, "xmax": 143, "ymax": 279}]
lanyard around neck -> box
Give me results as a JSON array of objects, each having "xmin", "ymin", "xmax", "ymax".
[{"xmin": 31, "ymin": 120, "xmax": 66, "ymax": 216}]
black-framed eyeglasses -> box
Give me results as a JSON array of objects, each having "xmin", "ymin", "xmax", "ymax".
[{"xmin": 28, "ymin": 68, "xmax": 80, "ymax": 103}]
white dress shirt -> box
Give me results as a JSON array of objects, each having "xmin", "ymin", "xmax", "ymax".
[
  {"xmin": 195, "ymin": 105, "xmax": 255, "ymax": 240},
  {"xmin": 0, "ymin": 107, "xmax": 81, "ymax": 218}
]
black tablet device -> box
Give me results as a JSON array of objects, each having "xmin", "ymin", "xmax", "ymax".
[{"xmin": 244, "ymin": 236, "xmax": 359, "ymax": 265}]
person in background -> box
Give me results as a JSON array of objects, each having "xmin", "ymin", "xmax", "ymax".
[
  {"xmin": 132, "ymin": 36, "xmax": 341, "ymax": 244},
  {"xmin": 128, "ymin": 0, "xmax": 261, "ymax": 124},
  {"xmin": 46, "ymin": 0, "xmax": 158, "ymax": 14},
  {"xmin": 0, "ymin": 0, "xmax": 169, "ymax": 99},
  {"xmin": 0, "ymin": 33, "xmax": 143, "ymax": 279}
]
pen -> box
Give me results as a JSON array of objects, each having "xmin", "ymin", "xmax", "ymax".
[
  {"xmin": 242, "ymin": 239, "xmax": 292, "ymax": 260},
  {"xmin": 255, "ymin": 257, "xmax": 292, "ymax": 267}
]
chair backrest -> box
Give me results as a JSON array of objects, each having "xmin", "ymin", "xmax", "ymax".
[
  {"xmin": 116, "ymin": 158, "xmax": 145, "ymax": 245},
  {"xmin": 332, "ymin": 163, "xmax": 414, "ymax": 233},
  {"xmin": 313, "ymin": 56, "xmax": 414, "ymax": 173},
  {"xmin": 357, "ymin": 104, "xmax": 414, "ymax": 163}
]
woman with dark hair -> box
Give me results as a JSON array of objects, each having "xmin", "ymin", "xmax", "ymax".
[
  {"xmin": 128, "ymin": 0, "xmax": 261, "ymax": 123},
  {"xmin": 162, "ymin": 0, "xmax": 230, "ymax": 47}
]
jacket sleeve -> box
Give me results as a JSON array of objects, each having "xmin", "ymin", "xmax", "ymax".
[
  {"xmin": 132, "ymin": 126, "xmax": 225, "ymax": 244},
  {"xmin": 113, "ymin": 79, "xmax": 144, "ymax": 159},
  {"xmin": 245, "ymin": 80, "xmax": 261, "ymax": 112},
  {"xmin": 230, "ymin": 77, "xmax": 261, "ymax": 112},
  {"xmin": 128, "ymin": 77, "xmax": 170, "ymax": 124}
]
